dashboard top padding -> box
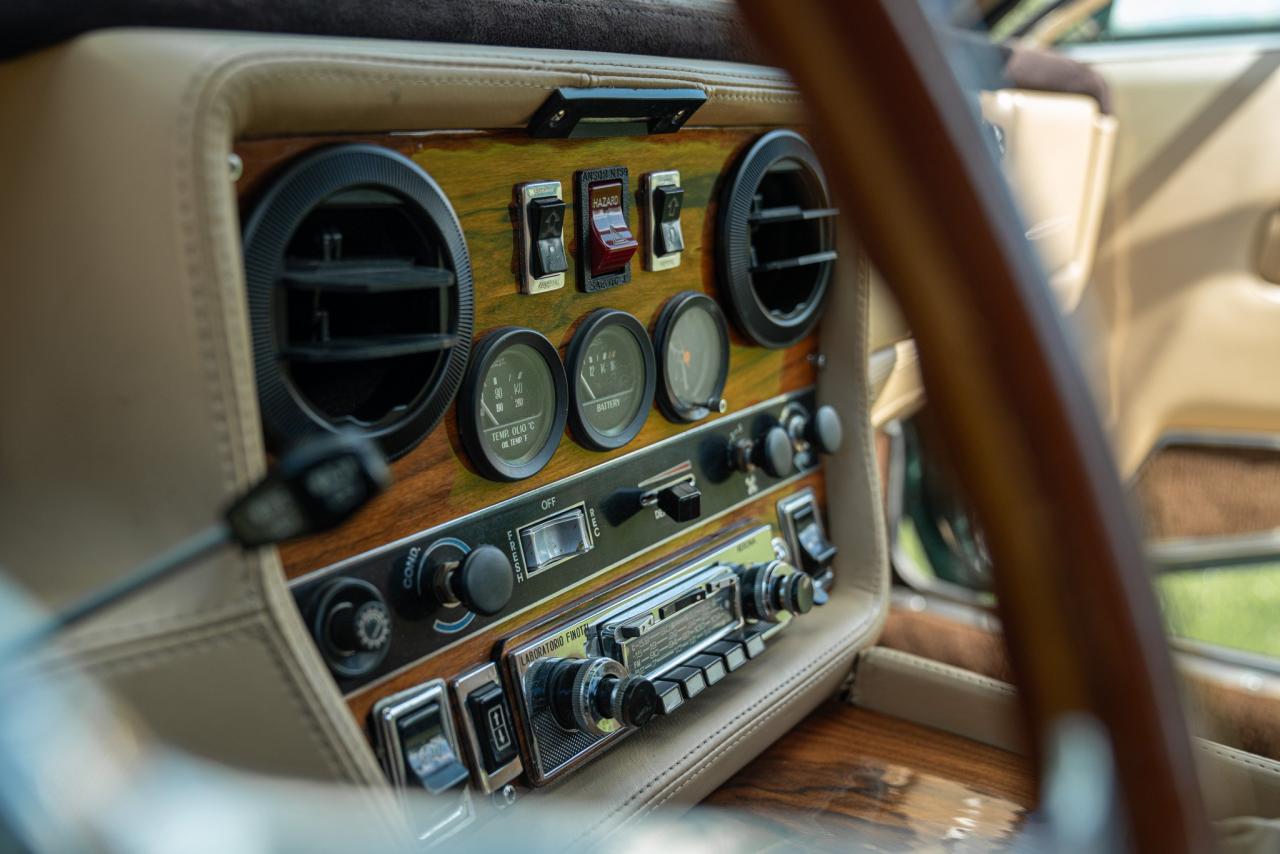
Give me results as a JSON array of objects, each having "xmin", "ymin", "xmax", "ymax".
[{"xmin": 0, "ymin": 0, "xmax": 760, "ymax": 63}]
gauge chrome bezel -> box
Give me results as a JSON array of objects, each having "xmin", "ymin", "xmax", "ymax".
[
  {"xmin": 565, "ymin": 309, "xmax": 656, "ymax": 451},
  {"xmin": 458, "ymin": 327, "xmax": 568, "ymax": 481},
  {"xmin": 653, "ymin": 292, "xmax": 730, "ymax": 423}
]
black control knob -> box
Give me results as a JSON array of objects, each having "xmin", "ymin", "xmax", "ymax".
[
  {"xmin": 447, "ymin": 545, "xmax": 515, "ymax": 616},
  {"xmin": 756, "ymin": 425, "xmax": 795, "ymax": 477},
  {"xmin": 741, "ymin": 560, "xmax": 814, "ymax": 623},
  {"xmin": 807, "ymin": 405, "xmax": 843, "ymax": 455},
  {"xmin": 310, "ymin": 578, "xmax": 393, "ymax": 678},
  {"xmin": 543, "ymin": 657, "xmax": 658, "ymax": 736},
  {"xmin": 730, "ymin": 425, "xmax": 795, "ymax": 478},
  {"xmin": 328, "ymin": 599, "xmax": 392, "ymax": 654},
  {"xmin": 784, "ymin": 404, "xmax": 843, "ymax": 459},
  {"xmin": 396, "ymin": 542, "xmax": 515, "ymax": 618}
]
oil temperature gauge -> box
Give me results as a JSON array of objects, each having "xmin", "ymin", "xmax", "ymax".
[
  {"xmin": 654, "ymin": 292, "xmax": 730, "ymax": 423},
  {"xmin": 459, "ymin": 327, "xmax": 568, "ymax": 481},
  {"xmin": 566, "ymin": 309, "xmax": 656, "ymax": 450}
]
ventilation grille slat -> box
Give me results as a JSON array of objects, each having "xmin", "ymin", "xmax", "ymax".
[
  {"xmin": 747, "ymin": 206, "xmax": 839, "ymax": 226},
  {"xmin": 280, "ymin": 333, "xmax": 459, "ymax": 363},
  {"xmin": 750, "ymin": 249, "xmax": 838, "ymax": 275},
  {"xmin": 283, "ymin": 259, "xmax": 455, "ymax": 294}
]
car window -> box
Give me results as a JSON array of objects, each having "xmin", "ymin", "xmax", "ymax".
[{"xmin": 991, "ymin": 0, "xmax": 1280, "ymax": 44}]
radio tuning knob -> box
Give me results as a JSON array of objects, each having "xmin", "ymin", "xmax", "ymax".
[
  {"xmin": 742, "ymin": 559, "xmax": 814, "ymax": 623},
  {"xmin": 543, "ymin": 657, "xmax": 659, "ymax": 736}
]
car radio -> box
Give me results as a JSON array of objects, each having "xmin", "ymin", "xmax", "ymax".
[{"xmin": 506, "ymin": 523, "xmax": 813, "ymax": 784}]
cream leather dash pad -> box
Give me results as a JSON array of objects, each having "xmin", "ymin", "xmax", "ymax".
[{"xmin": 0, "ymin": 31, "xmax": 888, "ymax": 838}]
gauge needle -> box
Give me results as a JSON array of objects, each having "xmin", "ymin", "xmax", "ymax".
[
  {"xmin": 580, "ymin": 376, "xmax": 599, "ymax": 402},
  {"xmin": 481, "ymin": 399, "xmax": 499, "ymax": 426},
  {"xmin": 671, "ymin": 338, "xmax": 690, "ymax": 386}
]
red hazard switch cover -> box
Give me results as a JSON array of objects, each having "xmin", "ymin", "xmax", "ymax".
[{"xmin": 588, "ymin": 180, "xmax": 639, "ymax": 276}]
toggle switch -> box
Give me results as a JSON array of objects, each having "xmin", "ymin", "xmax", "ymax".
[
  {"xmin": 643, "ymin": 170, "xmax": 684, "ymax": 272},
  {"xmin": 514, "ymin": 180, "xmax": 567, "ymax": 294}
]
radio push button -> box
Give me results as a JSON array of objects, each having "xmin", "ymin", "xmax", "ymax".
[
  {"xmin": 651, "ymin": 679, "xmax": 685, "ymax": 715},
  {"xmin": 662, "ymin": 664, "xmax": 708, "ymax": 700},
  {"xmin": 685, "ymin": 653, "xmax": 728, "ymax": 686},
  {"xmin": 704, "ymin": 639, "xmax": 749, "ymax": 672}
]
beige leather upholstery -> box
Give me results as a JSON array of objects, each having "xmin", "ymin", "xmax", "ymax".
[
  {"xmin": 1070, "ymin": 41, "xmax": 1280, "ymax": 474},
  {"xmin": 982, "ymin": 89, "xmax": 1117, "ymax": 312},
  {"xmin": 851, "ymin": 647, "xmax": 1280, "ymax": 822},
  {"xmin": 0, "ymin": 29, "xmax": 886, "ymax": 833},
  {"xmin": 851, "ymin": 646, "xmax": 1027, "ymax": 753}
]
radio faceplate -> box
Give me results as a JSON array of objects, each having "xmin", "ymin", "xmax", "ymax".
[{"xmin": 507, "ymin": 524, "xmax": 789, "ymax": 784}]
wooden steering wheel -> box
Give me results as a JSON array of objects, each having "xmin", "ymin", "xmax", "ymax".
[{"xmin": 738, "ymin": 1, "xmax": 1212, "ymax": 850}]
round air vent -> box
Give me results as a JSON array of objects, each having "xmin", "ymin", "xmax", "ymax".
[
  {"xmin": 242, "ymin": 144, "xmax": 473, "ymax": 460},
  {"xmin": 716, "ymin": 130, "xmax": 837, "ymax": 349}
]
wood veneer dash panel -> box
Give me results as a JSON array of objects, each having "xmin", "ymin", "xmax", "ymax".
[
  {"xmin": 704, "ymin": 702, "xmax": 1034, "ymax": 850},
  {"xmin": 233, "ymin": 128, "xmax": 818, "ymax": 581}
]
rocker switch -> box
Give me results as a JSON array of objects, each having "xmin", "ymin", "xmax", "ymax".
[
  {"xmin": 528, "ymin": 196, "xmax": 568, "ymax": 278},
  {"xmin": 652, "ymin": 185, "xmax": 685, "ymax": 256},
  {"xmin": 587, "ymin": 180, "xmax": 638, "ymax": 277}
]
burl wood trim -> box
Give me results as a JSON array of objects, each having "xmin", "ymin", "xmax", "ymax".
[
  {"xmin": 704, "ymin": 701, "xmax": 1033, "ymax": 849},
  {"xmin": 345, "ymin": 474, "xmax": 825, "ymax": 723},
  {"xmin": 1135, "ymin": 445, "xmax": 1280, "ymax": 540},
  {"xmin": 232, "ymin": 128, "xmax": 818, "ymax": 581}
]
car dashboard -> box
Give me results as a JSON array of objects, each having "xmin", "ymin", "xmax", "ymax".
[{"xmin": 0, "ymin": 29, "xmax": 893, "ymax": 847}]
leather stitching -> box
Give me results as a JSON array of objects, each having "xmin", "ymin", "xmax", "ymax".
[
  {"xmin": 575, "ymin": 607, "xmax": 878, "ymax": 842},
  {"xmin": 856, "ymin": 648, "xmax": 1019, "ymax": 697}
]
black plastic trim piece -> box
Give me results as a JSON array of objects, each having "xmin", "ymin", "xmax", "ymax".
[
  {"xmin": 716, "ymin": 130, "xmax": 835, "ymax": 349},
  {"xmin": 565, "ymin": 309, "xmax": 657, "ymax": 451},
  {"xmin": 528, "ymin": 88, "xmax": 707, "ymax": 138},
  {"xmin": 458, "ymin": 327, "xmax": 569, "ymax": 482},
  {"xmin": 282, "ymin": 260, "xmax": 455, "ymax": 293},
  {"xmin": 749, "ymin": 249, "xmax": 839, "ymax": 275},
  {"xmin": 242, "ymin": 144, "xmax": 474, "ymax": 461},
  {"xmin": 653, "ymin": 292, "xmax": 730, "ymax": 424},
  {"xmin": 280, "ymin": 333, "xmax": 460, "ymax": 363}
]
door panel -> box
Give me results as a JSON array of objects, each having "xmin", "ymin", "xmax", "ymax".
[{"xmin": 1073, "ymin": 41, "xmax": 1280, "ymax": 476}]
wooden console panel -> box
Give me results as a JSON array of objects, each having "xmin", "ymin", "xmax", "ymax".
[
  {"xmin": 705, "ymin": 702, "xmax": 1035, "ymax": 849},
  {"xmin": 236, "ymin": 126, "xmax": 830, "ymax": 726},
  {"xmin": 233, "ymin": 127, "xmax": 819, "ymax": 583}
]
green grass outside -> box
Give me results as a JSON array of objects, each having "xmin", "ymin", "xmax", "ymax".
[
  {"xmin": 1158, "ymin": 565, "xmax": 1280, "ymax": 659},
  {"xmin": 898, "ymin": 518, "xmax": 1280, "ymax": 658}
]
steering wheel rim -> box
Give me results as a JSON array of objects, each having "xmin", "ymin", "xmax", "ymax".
[{"xmin": 737, "ymin": 1, "xmax": 1211, "ymax": 850}]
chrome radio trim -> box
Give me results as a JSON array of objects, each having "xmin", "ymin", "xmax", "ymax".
[
  {"xmin": 506, "ymin": 524, "xmax": 780, "ymax": 784},
  {"xmin": 371, "ymin": 680, "xmax": 473, "ymax": 845}
]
